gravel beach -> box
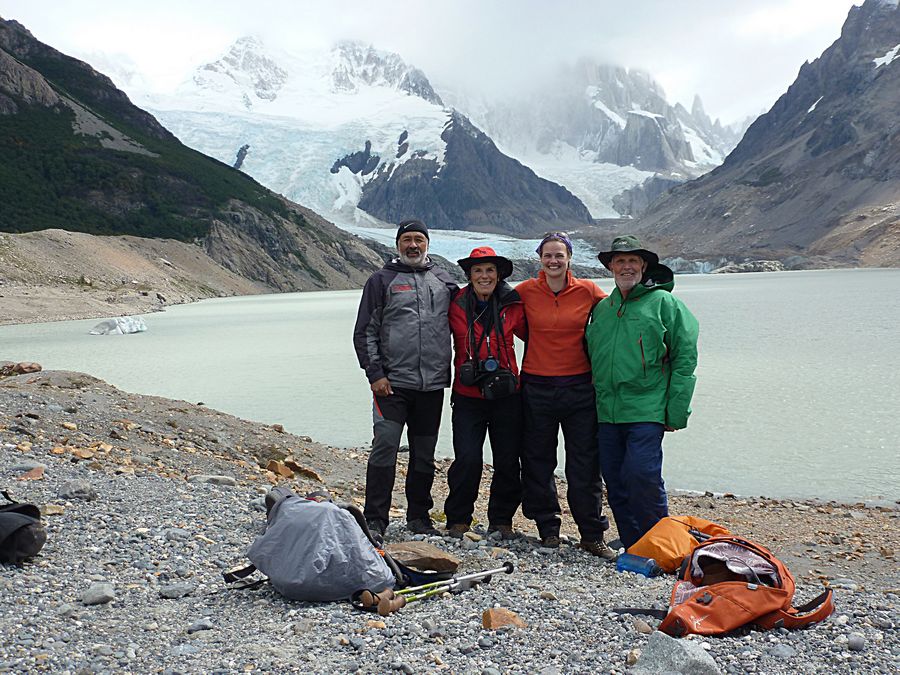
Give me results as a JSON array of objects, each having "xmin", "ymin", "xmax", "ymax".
[{"xmin": 1, "ymin": 369, "xmax": 897, "ymax": 674}]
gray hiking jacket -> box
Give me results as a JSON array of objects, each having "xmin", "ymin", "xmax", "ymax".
[{"xmin": 353, "ymin": 258, "xmax": 457, "ymax": 391}]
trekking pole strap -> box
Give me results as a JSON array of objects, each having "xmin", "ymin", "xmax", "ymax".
[{"xmin": 612, "ymin": 607, "xmax": 669, "ymax": 620}]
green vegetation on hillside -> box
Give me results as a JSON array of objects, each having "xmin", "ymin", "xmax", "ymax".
[{"xmin": 0, "ymin": 26, "xmax": 303, "ymax": 240}]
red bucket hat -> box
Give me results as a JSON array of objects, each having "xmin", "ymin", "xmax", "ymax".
[{"xmin": 457, "ymin": 246, "xmax": 514, "ymax": 280}]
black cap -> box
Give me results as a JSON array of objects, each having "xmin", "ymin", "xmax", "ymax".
[{"xmin": 396, "ymin": 219, "xmax": 429, "ymax": 242}]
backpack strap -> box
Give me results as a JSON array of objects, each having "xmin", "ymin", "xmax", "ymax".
[
  {"xmin": 339, "ymin": 502, "xmax": 409, "ymax": 587},
  {"xmin": 756, "ymin": 588, "xmax": 834, "ymax": 630},
  {"xmin": 222, "ymin": 564, "xmax": 268, "ymax": 590}
]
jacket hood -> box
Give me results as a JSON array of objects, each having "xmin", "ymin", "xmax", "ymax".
[
  {"xmin": 642, "ymin": 263, "xmax": 674, "ymax": 289},
  {"xmin": 616, "ymin": 263, "xmax": 675, "ymax": 302}
]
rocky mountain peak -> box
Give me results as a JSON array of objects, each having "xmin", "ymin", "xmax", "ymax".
[
  {"xmin": 0, "ymin": 46, "xmax": 60, "ymax": 113},
  {"xmin": 331, "ymin": 40, "xmax": 442, "ymax": 105},
  {"xmin": 195, "ymin": 35, "xmax": 287, "ymax": 104},
  {"xmin": 633, "ymin": 0, "xmax": 900, "ymax": 267}
]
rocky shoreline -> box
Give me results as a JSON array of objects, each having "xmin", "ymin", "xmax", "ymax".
[{"xmin": 1, "ymin": 369, "xmax": 897, "ymax": 674}]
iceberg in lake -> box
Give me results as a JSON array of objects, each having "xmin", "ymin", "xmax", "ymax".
[{"xmin": 89, "ymin": 316, "xmax": 148, "ymax": 335}]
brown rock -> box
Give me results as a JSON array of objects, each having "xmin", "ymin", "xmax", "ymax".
[
  {"xmin": 482, "ymin": 607, "xmax": 527, "ymax": 630},
  {"xmin": 632, "ymin": 618, "xmax": 653, "ymax": 634},
  {"xmin": 61, "ymin": 422, "xmax": 78, "ymax": 431},
  {"xmin": 266, "ymin": 460, "xmax": 294, "ymax": 478},
  {"xmin": 6, "ymin": 362, "xmax": 42, "ymax": 376},
  {"xmin": 283, "ymin": 458, "xmax": 323, "ymax": 482},
  {"xmin": 626, "ymin": 649, "xmax": 641, "ymax": 666},
  {"xmin": 366, "ymin": 619, "xmax": 386, "ymax": 629},
  {"xmin": 385, "ymin": 541, "xmax": 460, "ymax": 573},
  {"xmin": 41, "ymin": 504, "xmax": 66, "ymax": 516},
  {"xmin": 18, "ymin": 466, "xmax": 44, "ymax": 480},
  {"xmin": 272, "ymin": 424, "xmax": 285, "ymax": 433},
  {"xmin": 71, "ymin": 449, "xmax": 95, "ymax": 460}
]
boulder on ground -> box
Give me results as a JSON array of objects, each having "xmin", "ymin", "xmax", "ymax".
[
  {"xmin": 385, "ymin": 541, "xmax": 460, "ymax": 573},
  {"xmin": 632, "ymin": 630, "xmax": 721, "ymax": 674}
]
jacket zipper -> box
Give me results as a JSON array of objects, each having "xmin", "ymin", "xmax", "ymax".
[{"xmin": 639, "ymin": 335, "xmax": 646, "ymax": 376}]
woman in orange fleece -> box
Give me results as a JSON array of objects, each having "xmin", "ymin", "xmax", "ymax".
[{"xmin": 516, "ymin": 232, "xmax": 615, "ymax": 559}]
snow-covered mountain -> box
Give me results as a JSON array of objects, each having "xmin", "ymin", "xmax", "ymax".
[
  {"xmin": 133, "ymin": 36, "xmax": 591, "ymax": 237},
  {"xmin": 441, "ymin": 61, "xmax": 746, "ymax": 217},
  {"xmin": 633, "ymin": 0, "xmax": 900, "ymax": 267}
]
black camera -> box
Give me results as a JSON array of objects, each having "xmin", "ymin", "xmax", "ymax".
[{"xmin": 480, "ymin": 357, "xmax": 499, "ymax": 373}]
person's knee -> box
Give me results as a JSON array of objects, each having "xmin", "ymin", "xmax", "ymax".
[{"xmin": 370, "ymin": 421, "xmax": 403, "ymax": 467}]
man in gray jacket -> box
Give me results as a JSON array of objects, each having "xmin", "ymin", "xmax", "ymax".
[{"xmin": 353, "ymin": 220, "xmax": 457, "ymax": 541}]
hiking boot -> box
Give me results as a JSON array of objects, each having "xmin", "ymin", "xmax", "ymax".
[
  {"xmin": 540, "ymin": 535, "xmax": 561, "ymax": 549},
  {"xmin": 446, "ymin": 523, "xmax": 470, "ymax": 539},
  {"xmin": 579, "ymin": 538, "xmax": 618, "ymax": 561},
  {"xmin": 406, "ymin": 518, "xmax": 440, "ymax": 536},
  {"xmin": 487, "ymin": 524, "xmax": 519, "ymax": 541},
  {"xmin": 366, "ymin": 519, "xmax": 386, "ymax": 545}
]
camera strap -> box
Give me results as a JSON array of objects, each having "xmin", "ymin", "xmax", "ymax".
[
  {"xmin": 490, "ymin": 293, "xmax": 515, "ymax": 371},
  {"xmin": 466, "ymin": 291, "xmax": 494, "ymax": 361}
]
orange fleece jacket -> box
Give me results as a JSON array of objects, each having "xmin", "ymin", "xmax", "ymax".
[{"xmin": 517, "ymin": 270, "xmax": 607, "ymax": 377}]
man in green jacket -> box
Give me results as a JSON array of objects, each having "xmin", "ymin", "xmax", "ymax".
[{"xmin": 585, "ymin": 235, "xmax": 699, "ymax": 549}]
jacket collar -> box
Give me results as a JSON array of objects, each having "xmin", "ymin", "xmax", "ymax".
[{"xmin": 536, "ymin": 269, "xmax": 573, "ymax": 293}]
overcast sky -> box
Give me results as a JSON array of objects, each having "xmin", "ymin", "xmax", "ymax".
[{"xmin": 1, "ymin": 0, "xmax": 861, "ymax": 124}]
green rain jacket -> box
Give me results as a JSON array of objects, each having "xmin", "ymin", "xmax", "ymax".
[{"xmin": 585, "ymin": 264, "xmax": 699, "ymax": 429}]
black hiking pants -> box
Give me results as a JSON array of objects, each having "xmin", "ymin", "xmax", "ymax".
[
  {"xmin": 443, "ymin": 392, "xmax": 522, "ymax": 529},
  {"xmin": 364, "ymin": 387, "xmax": 444, "ymax": 526},
  {"xmin": 520, "ymin": 381, "xmax": 609, "ymax": 541}
]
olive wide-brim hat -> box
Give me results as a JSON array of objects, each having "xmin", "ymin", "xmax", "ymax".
[
  {"xmin": 597, "ymin": 234, "xmax": 660, "ymax": 270},
  {"xmin": 457, "ymin": 246, "xmax": 514, "ymax": 280}
]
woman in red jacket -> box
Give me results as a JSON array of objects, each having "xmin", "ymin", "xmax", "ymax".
[
  {"xmin": 516, "ymin": 232, "xmax": 615, "ymax": 558},
  {"xmin": 443, "ymin": 247, "xmax": 527, "ymax": 540}
]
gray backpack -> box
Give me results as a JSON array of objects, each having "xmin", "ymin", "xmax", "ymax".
[{"xmin": 226, "ymin": 488, "xmax": 396, "ymax": 602}]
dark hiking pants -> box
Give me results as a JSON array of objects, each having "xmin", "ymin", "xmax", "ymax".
[
  {"xmin": 520, "ymin": 381, "xmax": 608, "ymax": 541},
  {"xmin": 597, "ymin": 421, "xmax": 668, "ymax": 549},
  {"xmin": 364, "ymin": 387, "xmax": 444, "ymax": 526},
  {"xmin": 444, "ymin": 392, "xmax": 522, "ymax": 528}
]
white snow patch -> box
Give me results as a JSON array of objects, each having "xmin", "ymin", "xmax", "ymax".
[
  {"xmin": 679, "ymin": 122, "xmax": 723, "ymax": 167},
  {"xmin": 807, "ymin": 96, "xmax": 824, "ymax": 113},
  {"xmin": 873, "ymin": 43, "xmax": 900, "ymax": 68},
  {"xmin": 592, "ymin": 99, "xmax": 626, "ymax": 128},
  {"xmin": 628, "ymin": 108, "xmax": 664, "ymax": 121}
]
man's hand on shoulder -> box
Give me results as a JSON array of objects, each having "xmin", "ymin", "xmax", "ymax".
[
  {"xmin": 371, "ymin": 377, "xmax": 394, "ymax": 397},
  {"xmin": 664, "ymin": 425, "xmax": 678, "ymax": 432}
]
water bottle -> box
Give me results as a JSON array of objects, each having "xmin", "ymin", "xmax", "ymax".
[{"xmin": 616, "ymin": 552, "xmax": 664, "ymax": 577}]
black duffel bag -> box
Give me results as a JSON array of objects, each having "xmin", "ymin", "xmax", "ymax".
[{"xmin": 0, "ymin": 490, "xmax": 47, "ymax": 565}]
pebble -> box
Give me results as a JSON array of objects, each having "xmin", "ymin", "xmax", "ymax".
[
  {"xmin": 81, "ymin": 583, "xmax": 115, "ymax": 605},
  {"xmin": 187, "ymin": 617, "xmax": 215, "ymax": 634},
  {"xmin": 769, "ymin": 643, "xmax": 797, "ymax": 658},
  {"xmin": 159, "ymin": 582, "xmax": 197, "ymax": 599},
  {"xmin": 848, "ymin": 634, "xmax": 866, "ymax": 652},
  {"xmin": 58, "ymin": 480, "xmax": 98, "ymax": 501},
  {"xmin": 188, "ymin": 474, "xmax": 238, "ymax": 486}
]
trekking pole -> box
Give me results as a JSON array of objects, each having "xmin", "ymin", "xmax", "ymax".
[
  {"xmin": 351, "ymin": 562, "xmax": 515, "ymax": 615},
  {"xmin": 396, "ymin": 561, "xmax": 514, "ymax": 599}
]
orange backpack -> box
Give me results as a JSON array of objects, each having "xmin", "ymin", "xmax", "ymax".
[
  {"xmin": 627, "ymin": 516, "xmax": 730, "ymax": 573},
  {"xmin": 658, "ymin": 535, "xmax": 834, "ymax": 637}
]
